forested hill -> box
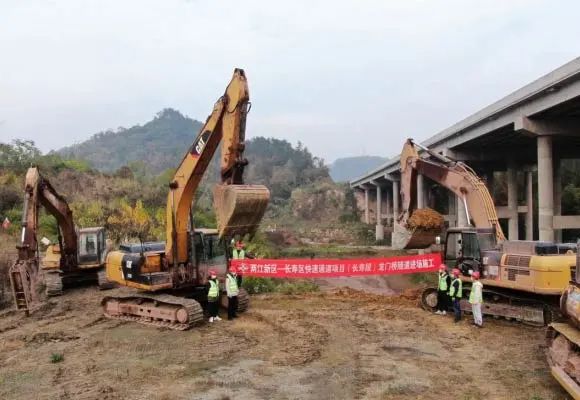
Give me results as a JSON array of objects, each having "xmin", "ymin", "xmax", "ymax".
[
  {"xmin": 329, "ymin": 156, "xmax": 387, "ymax": 182},
  {"xmin": 58, "ymin": 108, "xmax": 204, "ymax": 173},
  {"xmin": 55, "ymin": 108, "xmax": 331, "ymax": 202}
]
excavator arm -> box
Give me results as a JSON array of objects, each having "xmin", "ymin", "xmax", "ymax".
[
  {"xmin": 10, "ymin": 167, "xmax": 78, "ymax": 312},
  {"xmin": 165, "ymin": 68, "xmax": 270, "ymax": 265},
  {"xmin": 395, "ymin": 139, "xmax": 505, "ymax": 249}
]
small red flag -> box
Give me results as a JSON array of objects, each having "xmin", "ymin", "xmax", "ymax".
[{"xmin": 2, "ymin": 217, "xmax": 11, "ymax": 230}]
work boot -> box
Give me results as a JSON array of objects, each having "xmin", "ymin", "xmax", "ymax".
[
  {"xmin": 209, "ymin": 317, "xmax": 214, "ymax": 323},
  {"xmin": 215, "ymin": 316, "xmax": 222, "ymax": 321},
  {"xmin": 442, "ymin": 311, "xmax": 446, "ymax": 315},
  {"xmin": 435, "ymin": 310, "xmax": 442, "ymax": 315}
]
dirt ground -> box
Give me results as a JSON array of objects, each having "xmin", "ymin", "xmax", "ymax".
[{"xmin": 0, "ymin": 280, "xmax": 570, "ymax": 400}]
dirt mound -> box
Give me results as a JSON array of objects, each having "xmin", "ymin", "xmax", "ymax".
[{"xmin": 408, "ymin": 208, "xmax": 444, "ymax": 230}]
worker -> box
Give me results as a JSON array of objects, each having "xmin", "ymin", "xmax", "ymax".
[
  {"xmin": 469, "ymin": 271, "xmax": 483, "ymax": 328},
  {"xmin": 226, "ymin": 270, "xmax": 240, "ymax": 320},
  {"xmin": 232, "ymin": 240, "xmax": 246, "ymax": 259},
  {"xmin": 207, "ymin": 270, "xmax": 221, "ymax": 323},
  {"xmin": 435, "ymin": 264, "xmax": 451, "ymax": 315},
  {"xmin": 449, "ymin": 268, "xmax": 463, "ymax": 323}
]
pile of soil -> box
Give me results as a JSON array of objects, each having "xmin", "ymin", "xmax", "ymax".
[{"xmin": 407, "ymin": 208, "xmax": 444, "ymax": 230}]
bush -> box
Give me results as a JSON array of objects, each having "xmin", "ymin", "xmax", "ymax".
[{"xmin": 50, "ymin": 353, "xmax": 64, "ymax": 363}]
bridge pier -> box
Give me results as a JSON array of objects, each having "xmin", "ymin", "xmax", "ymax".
[
  {"xmin": 526, "ymin": 170, "xmax": 534, "ymax": 240},
  {"xmin": 374, "ymin": 183, "xmax": 384, "ymax": 240},
  {"xmin": 507, "ymin": 161, "xmax": 519, "ymax": 240},
  {"xmin": 537, "ymin": 136, "xmax": 554, "ymax": 242}
]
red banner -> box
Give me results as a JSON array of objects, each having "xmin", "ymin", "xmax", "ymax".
[{"xmin": 230, "ymin": 253, "xmax": 441, "ymax": 278}]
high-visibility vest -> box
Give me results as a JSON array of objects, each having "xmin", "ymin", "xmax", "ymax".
[
  {"xmin": 227, "ymin": 273, "xmax": 239, "ymax": 295},
  {"xmin": 469, "ymin": 281, "xmax": 483, "ymax": 304},
  {"xmin": 208, "ymin": 280, "xmax": 219, "ymax": 299},
  {"xmin": 449, "ymin": 278, "xmax": 463, "ymax": 299},
  {"xmin": 438, "ymin": 272, "xmax": 448, "ymax": 291},
  {"xmin": 232, "ymin": 249, "xmax": 245, "ymax": 259}
]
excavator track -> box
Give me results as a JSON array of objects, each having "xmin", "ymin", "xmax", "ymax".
[
  {"xmin": 43, "ymin": 271, "xmax": 63, "ymax": 297},
  {"xmin": 420, "ymin": 285, "xmax": 560, "ymax": 326},
  {"xmin": 102, "ymin": 293, "xmax": 204, "ymax": 331},
  {"xmin": 237, "ymin": 288, "xmax": 250, "ymax": 313},
  {"xmin": 547, "ymin": 323, "xmax": 580, "ymax": 399},
  {"xmin": 220, "ymin": 287, "xmax": 250, "ymax": 313}
]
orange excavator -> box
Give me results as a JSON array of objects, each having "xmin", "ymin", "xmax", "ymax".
[
  {"xmin": 101, "ymin": 68, "xmax": 270, "ymax": 330},
  {"xmin": 546, "ymin": 241, "xmax": 580, "ymax": 399},
  {"xmin": 9, "ymin": 167, "xmax": 110, "ymax": 314},
  {"xmin": 395, "ymin": 139, "xmax": 576, "ymax": 325}
]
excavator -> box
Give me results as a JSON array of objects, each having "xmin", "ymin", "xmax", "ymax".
[
  {"xmin": 9, "ymin": 167, "xmax": 110, "ymax": 314},
  {"xmin": 547, "ymin": 240, "xmax": 580, "ymax": 399},
  {"xmin": 101, "ymin": 68, "xmax": 270, "ymax": 330},
  {"xmin": 394, "ymin": 139, "xmax": 576, "ymax": 325}
]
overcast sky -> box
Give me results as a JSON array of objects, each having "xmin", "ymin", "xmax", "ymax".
[{"xmin": 1, "ymin": 1, "xmax": 580, "ymax": 163}]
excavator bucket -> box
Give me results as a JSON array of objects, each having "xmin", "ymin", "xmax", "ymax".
[
  {"xmin": 213, "ymin": 184, "xmax": 270, "ymax": 238},
  {"xmin": 391, "ymin": 208, "xmax": 444, "ymax": 250}
]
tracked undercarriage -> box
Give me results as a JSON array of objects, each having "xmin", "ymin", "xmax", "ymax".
[
  {"xmin": 102, "ymin": 288, "xmax": 250, "ymax": 330},
  {"xmin": 102, "ymin": 293, "xmax": 205, "ymax": 330},
  {"xmin": 421, "ymin": 284, "xmax": 560, "ymax": 326}
]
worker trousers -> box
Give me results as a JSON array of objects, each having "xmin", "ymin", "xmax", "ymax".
[
  {"xmin": 208, "ymin": 300, "xmax": 218, "ymax": 318},
  {"xmin": 472, "ymin": 303, "xmax": 482, "ymax": 326},
  {"xmin": 436, "ymin": 290, "xmax": 449, "ymax": 312},
  {"xmin": 228, "ymin": 296, "xmax": 238, "ymax": 320},
  {"xmin": 452, "ymin": 298, "xmax": 462, "ymax": 322}
]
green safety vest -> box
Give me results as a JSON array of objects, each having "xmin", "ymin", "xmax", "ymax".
[
  {"xmin": 469, "ymin": 281, "xmax": 483, "ymax": 304},
  {"xmin": 438, "ymin": 272, "xmax": 448, "ymax": 291},
  {"xmin": 449, "ymin": 278, "xmax": 463, "ymax": 299},
  {"xmin": 227, "ymin": 273, "xmax": 239, "ymax": 295},
  {"xmin": 232, "ymin": 249, "xmax": 245, "ymax": 259},
  {"xmin": 208, "ymin": 280, "xmax": 219, "ymax": 299}
]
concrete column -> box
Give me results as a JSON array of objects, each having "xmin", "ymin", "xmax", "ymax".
[
  {"xmin": 392, "ymin": 181, "xmax": 399, "ymax": 222},
  {"xmin": 364, "ymin": 187, "xmax": 370, "ymax": 224},
  {"xmin": 457, "ymin": 196, "xmax": 468, "ymax": 227},
  {"xmin": 507, "ymin": 162, "xmax": 519, "ymax": 240},
  {"xmin": 554, "ymin": 159, "xmax": 562, "ymax": 242},
  {"xmin": 417, "ymin": 174, "xmax": 425, "ymax": 209},
  {"xmin": 526, "ymin": 171, "xmax": 534, "ymax": 241},
  {"xmin": 447, "ymin": 192, "xmax": 457, "ymax": 227},
  {"xmin": 537, "ymin": 136, "xmax": 554, "ymax": 242},
  {"xmin": 385, "ymin": 189, "xmax": 391, "ymax": 227},
  {"xmin": 375, "ymin": 185, "xmax": 384, "ymax": 240}
]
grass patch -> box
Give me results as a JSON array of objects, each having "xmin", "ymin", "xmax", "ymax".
[
  {"xmin": 50, "ymin": 353, "xmax": 64, "ymax": 363},
  {"xmin": 243, "ymin": 277, "xmax": 319, "ymax": 295}
]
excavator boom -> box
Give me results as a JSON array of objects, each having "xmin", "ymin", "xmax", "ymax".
[
  {"xmin": 165, "ymin": 68, "xmax": 269, "ymax": 264},
  {"xmin": 394, "ymin": 139, "xmax": 505, "ymax": 249},
  {"xmin": 9, "ymin": 167, "xmax": 79, "ymax": 312}
]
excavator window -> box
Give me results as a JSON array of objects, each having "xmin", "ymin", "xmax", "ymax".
[
  {"xmin": 445, "ymin": 232, "xmax": 462, "ymax": 268},
  {"xmin": 445, "ymin": 232, "xmax": 482, "ymax": 268}
]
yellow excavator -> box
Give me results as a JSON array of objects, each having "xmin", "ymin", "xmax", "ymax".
[
  {"xmin": 9, "ymin": 167, "xmax": 111, "ymax": 314},
  {"xmin": 547, "ymin": 241, "xmax": 580, "ymax": 399},
  {"xmin": 101, "ymin": 68, "xmax": 270, "ymax": 330},
  {"xmin": 394, "ymin": 139, "xmax": 576, "ymax": 325}
]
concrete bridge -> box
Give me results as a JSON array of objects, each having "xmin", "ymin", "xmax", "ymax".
[{"xmin": 351, "ymin": 57, "xmax": 580, "ymax": 244}]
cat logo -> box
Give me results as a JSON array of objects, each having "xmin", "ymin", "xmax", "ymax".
[{"xmin": 191, "ymin": 130, "xmax": 212, "ymax": 156}]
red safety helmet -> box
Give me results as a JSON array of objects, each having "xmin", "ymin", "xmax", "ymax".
[
  {"xmin": 472, "ymin": 271, "xmax": 480, "ymax": 279},
  {"xmin": 452, "ymin": 268, "xmax": 461, "ymax": 277},
  {"xmin": 209, "ymin": 270, "xmax": 217, "ymax": 277},
  {"xmin": 439, "ymin": 264, "xmax": 447, "ymax": 272}
]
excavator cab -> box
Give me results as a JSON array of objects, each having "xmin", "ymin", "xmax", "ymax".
[
  {"xmin": 77, "ymin": 227, "xmax": 107, "ymax": 266},
  {"xmin": 443, "ymin": 227, "xmax": 498, "ymax": 275}
]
